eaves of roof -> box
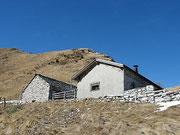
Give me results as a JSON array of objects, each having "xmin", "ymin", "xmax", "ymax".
[{"xmin": 71, "ymin": 58, "xmax": 123, "ymax": 80}]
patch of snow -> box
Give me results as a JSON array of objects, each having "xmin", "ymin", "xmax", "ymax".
[
  {"xmin": 0, "ymin": 100, "xmax": 19, "ymax": 104},
  {"xmin": 157, "ymin": 101, "xmax": 180, "ymax": 111},
  {"xmin": 144, "ymin": 116, "xmax": 153, "ymax": 119}
]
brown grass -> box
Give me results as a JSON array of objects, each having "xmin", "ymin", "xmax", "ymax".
[
  {"xmin": 0, "ymin": 99, "xmax": 180, "ymax": 135},
  {"xmin": 0, "ymin": 47, "xmax": 178, "ymax": 99},
  {"xmin": 0, "ymin": 48, "xmax": 113, "ymax": 99},
  {"xmin": 167, "ymin": 86, "xmax": 180, "ymax": 91}
]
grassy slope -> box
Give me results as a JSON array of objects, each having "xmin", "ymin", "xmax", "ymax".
[
  {"xmin": 0, "ymin": 48, "xmax": 113, "ymax": 99},
  {"xmin": 0, "ymin": 48, "xmax": 179, "ymax": 99},
  {"xmin": 167, "ymin": 86, "xmax": 180, "ymax": 91},
  {"xmin": 0, "ymin": 100, "xmax": 180, "ymax": 135}
]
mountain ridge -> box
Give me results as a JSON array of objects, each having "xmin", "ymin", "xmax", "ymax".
[
  {"xmin": 0, "ymin": 48, "xmax": 179, "ymax": 99},
  {"xmin": 0, "ymin": 48, "xmax": 113, "ymax": 99}
]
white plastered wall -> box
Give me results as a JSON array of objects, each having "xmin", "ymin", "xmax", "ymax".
[{"xmin": 77, "ymin": 63, "xmax": 124, "ymax": 98}]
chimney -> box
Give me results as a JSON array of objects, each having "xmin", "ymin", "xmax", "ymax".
[{"xmin": 133, "ymin": 65, "xmax": 138, "ymax": 73}]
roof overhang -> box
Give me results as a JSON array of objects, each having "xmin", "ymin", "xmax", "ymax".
[{"xmin": 71, "ymin": 58, "xmax": 123, "ymax": 80}]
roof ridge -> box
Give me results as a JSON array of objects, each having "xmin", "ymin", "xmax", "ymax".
[
  {"xmin": 37, "ymin": 74, "xmax": 71, "ymax": 85},
  {"xmin": 72, "ymin": 58, "xmax": 124, "ymax": 80},
  {"xmin": 95, "ymin": 58, "xmax": 124, "ymax": 66}
]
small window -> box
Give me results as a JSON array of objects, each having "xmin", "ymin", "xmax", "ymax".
[{"xmin": 90, "ymin": 82, "xmax": 100, "ymax": 91}]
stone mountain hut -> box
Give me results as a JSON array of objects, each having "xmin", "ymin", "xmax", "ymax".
[
  {"xmin": 21, "ymin": 74, "xmax": 76, "ymax": 103},
  {"xmin": 71, "ymin": 58, "xmax": 162, "ymax": 99}
]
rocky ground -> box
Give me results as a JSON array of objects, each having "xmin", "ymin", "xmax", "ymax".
[{"xmin": 0, "ymin": 99, "xmax": 180, "ymax": 135}]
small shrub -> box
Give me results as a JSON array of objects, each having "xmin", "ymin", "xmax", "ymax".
[
  {"xmin": 10, "ymin": 48, "xmax": 17, "ymax": 50},
  {"xmin": 4, "ymin": 105, "xmax": 24, "ymax": 114},
  {"xmin": 59, "ymin": 59, "xmax": 67, "ymax": 65},
  {"xmin": 56, "ymin": 59, "xmax": 59, "ymax": 63},
  {"xmin": 0, "ymin": 110, "xmax": 2, "ymax": 115}
]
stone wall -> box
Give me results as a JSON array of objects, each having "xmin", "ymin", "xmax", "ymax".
[
  {"xmin": 22, "ymin": 76, "xmax": 50, "ymax": 103},
  {"xmin": 105, "ymin": 85, "xmax": 180, "ymax": 103}
]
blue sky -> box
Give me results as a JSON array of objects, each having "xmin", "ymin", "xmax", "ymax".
[{"xmin": 0, "ymin": 0, "xmax": 179, "ymax": 88}]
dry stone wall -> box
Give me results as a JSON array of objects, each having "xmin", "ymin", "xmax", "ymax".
[
  {"xmin": 105, "ymin": 85, "xmax": 180, "ymax": 103},
  {"xmin": 22, "ymin": 76, "xmax": 50, "ymax": 103}
]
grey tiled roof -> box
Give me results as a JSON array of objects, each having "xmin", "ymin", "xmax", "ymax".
[{"xmin": 37, "ymin": 74, "xmax": 76, "ymax": 90}]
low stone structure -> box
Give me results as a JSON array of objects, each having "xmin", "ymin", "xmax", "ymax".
[
  {"xmin": 21, "ymin": 74, "xmax": 76, "ymax": 103},
  {"xmin": 105, "ymin": 85, "xmax": 180, "ymax": 103}
]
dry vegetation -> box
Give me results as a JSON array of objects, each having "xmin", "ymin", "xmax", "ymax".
[
  {"xmin": 0, "ymin": 99, "xmax": 180, "ymax": 135},
  {"xmin": 167, "ymin": 86, "xmax": 180, "ymax": 92},
  {"xmin": 0, "ymin": 48, "xmax": 113, "ymax": 99}
]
